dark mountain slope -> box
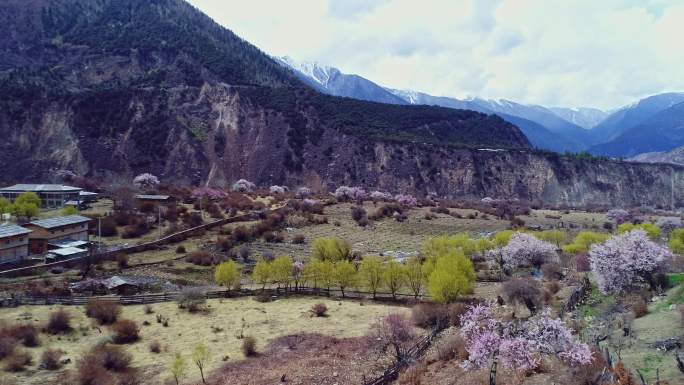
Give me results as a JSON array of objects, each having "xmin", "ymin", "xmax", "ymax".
[
  {"xmin": 590, "ymin": 102, "xmax": 684, "ymax": 157},
  {"xmin": 497, "ymin": 114, "xmax": 585, "ymax": 153},
  {"xmin": 0, "ymin": 0, "xmax": 530, "ymax": 170},
  {"xmin": 589, "ymin": 92, "xmax": 684, "ymax": 146}
]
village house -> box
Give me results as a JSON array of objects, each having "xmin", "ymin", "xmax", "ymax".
[
  {"xmin": 24, "ymin": 215, "xmax": 91, "ymax": 255},
  {"xmin": 0, "ymin": 184, "xmax": 83, "ymax": 208},
  {"xmin": 0, "ymin": 224, "xmax": 31, "ymax": 264},
  {"xmin": 135, "ymin": 194, "xmax": 172, "ymax": 204}
]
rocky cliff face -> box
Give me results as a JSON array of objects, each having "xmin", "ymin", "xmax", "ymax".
[{"xmin": 2, "ymin": 79, "xmax": 682, "ymax": 209}]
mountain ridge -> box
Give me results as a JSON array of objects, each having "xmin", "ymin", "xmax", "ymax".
[{"xmin": 278, "ymin": 57, "xmax": 599, "ymax": 153}]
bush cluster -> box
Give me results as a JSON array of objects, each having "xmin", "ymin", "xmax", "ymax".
[
  {"xmin": 310, "ymin": 303, "xmax": 328, "ymax": 317},
  {"xmin": 76, "ymin": 344, "xmax": 133, "ymax": 385},
  {"xmin": 85, "ymin": 300, "xmax": 122, "ymax": 325},
  {"xmin": 411, "ymin": 303, "xmax": 468, "ymax": 329},
  {"xmin": 186, "ymin": 250, "xmax": 214, "ymax": 266},
  {"xmin": 111, "ymin": 320, "xmax": 140, "ymax": 344}
]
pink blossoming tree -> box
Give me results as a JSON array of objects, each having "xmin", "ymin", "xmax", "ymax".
[
  {"xmin": 394, "ymin": 194, "xmax": 418, "ymax": 208},
  {"xmin": 231, "ymin": 179, "xmax": 256, "ymax": 193},
  {"xmin": 606, "ymin": 209, "xmax": 632, "ymax": 224},
  {"xmin": 460, "ymin": 303, "xmax": 592, "ymax": 377},
  {"xmin": 589, "ymin": 229, "xmax": 669, "ymax": 294},
  {"xmin": 334, "ymin": 186, "xmax": 367, "ymax": 201},
  {"xmin": 370, "ymin": 191, "xmax": 393, "ymax": 201},
  {"xmin": 269, "ymin": 185, "xmax": 287, "ymax": 195},
  {"xmin": 133, "ymin": 173, "xmax": 160, "ymax": 191},
  {"xmin": 500, "ymin": 233, "xmax": 558, "ymax": 269},
  {"xmin": 191, "ymin": 187, "xmax": 227, "ymax": 201}
]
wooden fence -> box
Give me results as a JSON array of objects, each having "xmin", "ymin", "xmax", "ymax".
[
  {"xmin": 0, "ymin": 209, "xmax": 275, "ymax": 277},
  {"xmin": 0, "ymin": 285, "xmax": 431, "ymax": 308},
  {"xmin": 362, "ymin": 327, "xmax": 442, "ymax": 385},
  {"xmin": 559, "ymin": 276, "xmax": 592, "ymax": 318}
]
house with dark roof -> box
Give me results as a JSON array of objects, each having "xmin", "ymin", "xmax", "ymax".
[
  {"xmin": 0, "ymin": 224, "xmax": 31, "ymax": 264},
  {"xmin": 24, "ymin": 215, "xmax": 91, "ymax": 254},
  {"xmin": 0, "ymin": 184, "xmax": 83, "ymax": 208}
]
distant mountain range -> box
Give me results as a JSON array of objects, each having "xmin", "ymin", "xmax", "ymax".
[
  {"xmin": 588, "ymin": 93, "xmax": 684, "ymax": 157},
  {"xmin": 278, "ymin": 57, "xmax": 684, "ymax": 157}
]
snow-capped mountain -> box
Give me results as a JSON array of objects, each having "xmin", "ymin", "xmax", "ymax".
[
  {"xmin": 383, "ymin": 92, "xmax": 589, "ymax": 152},
  {"xmin": 452, "ymin": 97, "xmax": 594, "ymax": 148},
  {"xmin": 589, "ymin": 100, "xmax": 684, "ymax": 157},
  {"xmin": 278, "ymin": 56, "xmax": 684, "ymax": 157},
  {"xmin": 589, "ymin": 92, "xmax": 684, "ymax": 145},
  {"xmin": 278, "ymin": 56, "xmax": 336, "ymax": 88},
  {"xmin": 276, "ymin": 56, "xmax": 407, "ymax": 105},
  {"xmin": 548, "ymin": 107, "xmax": 608, "ymax": 129}
]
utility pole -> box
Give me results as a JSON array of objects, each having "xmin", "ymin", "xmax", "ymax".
[
  {"xmin": 158, "ymin": 206, "xmax": 162, "ymax": 240},
  {"xmin": 672, "ymin": 170, "xmax": 675, "ymax": 211},
  {"xmin": 97, "ymin": 216, "xmax": 101, "ymax": 252}
]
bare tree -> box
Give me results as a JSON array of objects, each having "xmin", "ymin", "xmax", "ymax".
[{"xmin": 368, "ymin": 313, "xmax": 415, "ymax": 363}]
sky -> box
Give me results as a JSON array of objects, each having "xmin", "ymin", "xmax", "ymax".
[{"xmin": 186, "ymin": 0, "xmax": 684, "ymax": 110}]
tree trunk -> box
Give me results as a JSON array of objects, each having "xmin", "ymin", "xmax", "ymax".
[{"xmin": 489, "ymin": 359, "xmax": 497, "ymax": 385}]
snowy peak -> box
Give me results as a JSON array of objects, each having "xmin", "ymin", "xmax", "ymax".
[
  {"xmin": 276, "ymin": 56, "xmax": 407, "ymax": 105},
  {"xmin": 548, "ymin": 107, "xmax": 608, "ymax": 129},
  {"xmin": 384, "ymin": 88, "xmax": 426, "ymax": 105},
  {"xmin": 277, "ymin": 56, "xmax": 337, "ymax": 87}
]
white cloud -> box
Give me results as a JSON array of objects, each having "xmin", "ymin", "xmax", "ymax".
[{"xmin": 187, "ymin": 0, "xmax": 684, "ymax": 110}]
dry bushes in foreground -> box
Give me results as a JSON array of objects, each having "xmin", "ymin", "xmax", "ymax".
[
  {"xmin": 4, "ymin": 349, "xmax": 32, "ymax": 372},
  {"xmin": 214, "ymin": 334, "xmax": 376, "ymax": 385},
  {"xmin": 111, "ymin": 320, "xmax": 140, "ymax": 344},
  {"xmin": 46, "ymin": 308, "xmax": 72, "ymax": 334},
  {"xmin": 85, "ymin": 299, "xmax": 121, "ymax": 325},
  {"xmin": 411, "ymin": 303, "xmax": 467, "ymax": 329},
  {"xmin": 242, "ymin": 336, "xmax": 258, "ymax": 357},
  {"xmin": 310, "ymin": 303, "xmax": 328, "ymax": 317},
  {"xmin": 76, "ymin": 344, "xmax": 134, "ymax": 385},
  {"xmin": 40, "ymin": 348, "xmax": 65, "ymax": 370}
]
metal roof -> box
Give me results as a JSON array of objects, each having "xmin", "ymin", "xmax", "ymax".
[
  {"xmin": 135, "ymin": 194, "xmax": 170, "ymax": 200},
  {"xmin": 0, "ymin": 224, "xmax": 31, "ymax": 238},
  {"xmin": 103, "ymin": 275, "xmax": 155, "ymax": 289},
  {"xmin": 48, "ymin": 247, "xmax": 87, "ymax": 256},
  {"xmin": 0, "ymin": 184, "xmax": 82, "ymax": 192},
  {"xmin": 48, "ymin": 239, "xmax": 89, "ymax": 248},
  {"xmin": 29, "ymin": 215, "xmax": 91, "ymax": 229}
]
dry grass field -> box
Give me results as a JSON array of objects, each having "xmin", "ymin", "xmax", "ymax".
[
  {"xmin": 616, "ymin": 290, "xmax": 684, "ymax": 383},
  {"xmin": 239, "ymin": 203, "xmax": 612, "ymax": 262},
  {"xmin": 0, "ymin": 297, "xmax": 412, "ymax": 385}
]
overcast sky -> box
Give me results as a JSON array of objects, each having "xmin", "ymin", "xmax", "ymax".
[{"xmin": 187, "ymin": 0, "xmax": 684, "ymax": 110}]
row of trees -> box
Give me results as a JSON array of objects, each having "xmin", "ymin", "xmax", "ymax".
[
  {"xmin": 214, "ymin": 218, "xmax": 676, "ymax": 300},
  {"xmin": 0, "ymin": 192, "xmax": 41, "ymax": 219},
  {"xmin": 214, "ymin": 238, "xmax": 477, "ymax": 302}
]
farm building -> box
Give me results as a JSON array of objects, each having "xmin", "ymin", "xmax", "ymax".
[
  {"xmin": 0, "ymin": 184, "xmax": 83, "ymax": 208},
  {"xmin": 0, "ymin": 224, "xmax": 31, "ymax": 264},
  {"xmin": 135, "ymin": 194, "xmax": 172, "ymax": 203},
  {"xmin": 24, "ymin": 215, "xmax": 91, "ymax": 254},
  {"xmin": 70, "ymin": 275, "xmax": 175, "ymax": 295},
  {"xmin": 45, "ymin": 246, "xmax": 88, "ymax": 262}
]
